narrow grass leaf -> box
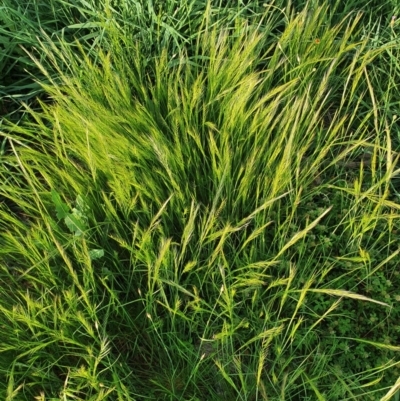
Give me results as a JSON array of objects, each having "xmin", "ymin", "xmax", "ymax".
[{"xmin": 304, "ymin": 289, "xmax": 390, "ymax": 307}]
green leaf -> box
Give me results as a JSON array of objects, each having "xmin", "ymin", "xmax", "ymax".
[
  {"xmin": 64, "ymin": 214, "xmax": 87, "ymax": 237},
  {"xmin": 51, "ymin": 189, "xmax": 69, "ymax": 220},
  {"xmin": 75, "ymin": 194, "xmax": 89, "ymax": 214},
  {"xmin": 89, "ymin": 249, "xmax": 104, "ymax": 261}
]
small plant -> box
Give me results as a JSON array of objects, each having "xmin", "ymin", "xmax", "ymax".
[
  {"xmin": 51, "ymin": 189, "xmax": 104, "ymax": 260},
  {"xmin": 51, "ymin": 189, "xmax": 88, "ymax": 237}
]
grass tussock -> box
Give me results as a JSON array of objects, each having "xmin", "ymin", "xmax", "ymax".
[{"xmin": 1, "ymin": 2, "xmax": 400, "ymax": 400}]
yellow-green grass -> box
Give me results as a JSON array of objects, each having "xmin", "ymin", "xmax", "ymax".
[{"xmin": 1, "ymin": 2, "xmax": 400, "ymax": 400}]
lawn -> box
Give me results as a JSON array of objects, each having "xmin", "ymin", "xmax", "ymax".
[{"xmin": 1, "ymin": 0, "xmax": 400, "ymax": 400}]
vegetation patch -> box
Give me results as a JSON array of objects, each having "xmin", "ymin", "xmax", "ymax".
[{"xmin": 1, "ymin": 1, "xmax": 400, "ymax": 400}]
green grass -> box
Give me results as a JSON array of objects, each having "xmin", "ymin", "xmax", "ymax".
[{"xmin": 1, "ymin": 1, "xmax": 400, "ymax": 400}]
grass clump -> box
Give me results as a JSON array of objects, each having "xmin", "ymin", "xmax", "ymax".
[{"xmin": 1, "ymin": 2, "xmax": 400, "ymax": 400}]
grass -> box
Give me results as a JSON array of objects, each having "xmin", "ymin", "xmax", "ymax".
[{"xmin": 1, "ymin": 0, "xmax": 400, "ymax": 400}]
